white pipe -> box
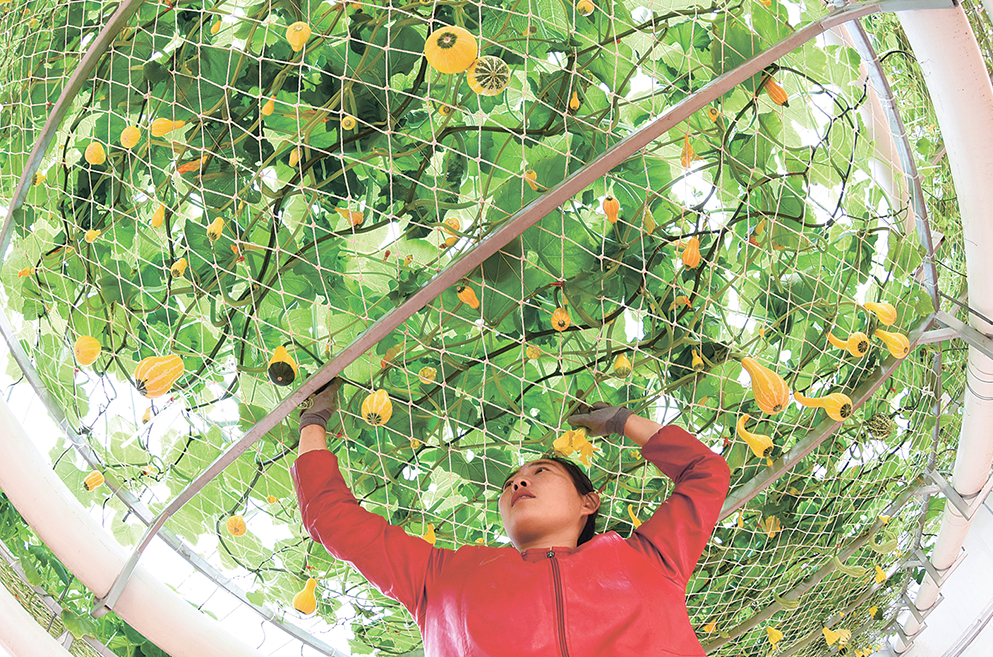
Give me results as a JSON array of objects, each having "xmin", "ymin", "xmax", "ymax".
[
  {"xmin": 0, "ymin": 578, "xmax": 73, "ymax": 657},
  {"xmin": 0, "ymin": 397, "xmax": 264, "ymax": 657},
  {"xmin": 895, "ymin": 6, "xmax": 993, "ymax": 652}
]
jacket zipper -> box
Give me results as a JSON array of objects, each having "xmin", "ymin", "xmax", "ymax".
[{"xmin": 547, "ymin": 551, "xmax": 571, "ymax": 657}]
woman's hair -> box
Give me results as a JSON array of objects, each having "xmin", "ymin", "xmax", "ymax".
[{"xmin": 505, "ymin": 454, "xmax": 600, "ymax": 545}]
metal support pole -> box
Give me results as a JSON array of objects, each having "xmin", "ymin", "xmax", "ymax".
[{"xmin": 934, "ymin": 310, "xmax": 993, "ymax": 361}]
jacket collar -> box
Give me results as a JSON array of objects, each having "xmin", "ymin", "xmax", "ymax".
[{"xmin": 519, "ymin": 544, "xmax": 578, "ymax": 563}]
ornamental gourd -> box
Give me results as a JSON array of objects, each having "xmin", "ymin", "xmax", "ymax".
[
  {"xmin": 827, "ymin": 331, "xmax": 870, "ymax": 357},
  {"xmin": 362, "ymin": 389, "xmax": 393, "ymax": 426},
  {"xmin": 152, "ymin": 203, "xmax": 166, "ymax": 228},
  {"xmin": 874, "ymin": 329, "xmax": 910, "ymax": 358},
  {"xmin": 134, "ymin": 354, "xmax": 185, "ymax": 399},
  {"xmin": 423, "ymin": 25, "xmax": 477, "ymax": 74},
  {"xmin": 442, "ymin": 216, "xmax": 460, "ymax": 247},
  {"xmin": 150, "ymin": 118, "xmax": 185, "ymax": 137},
  {"xmin": 692, "ymin": 349, "xmax": 704, "ymax": 372},
  {"xmin": 262, "ymin": 97, "xmax": 275, "ymax": 116},
  {"xmin": 457, "ymin": 285, "xmax": 480, "ymax": 309},
  {"xmin": 466, "ymin": 56, "xmax": 510, "ymax": 96},
  {"xmin": 293, "ymin": 578, "xmax": 318, "ymax": 615},
  {"xmin": 74, "ymin": 335, "xmax": 101, "ymax": 366},
  {"xmin": 740, "ymin": 357, "xmax": 790, "ymax": 414},
  {"xmin": 525, "ymin": 169, "xmax": 539, "ymax": 192},
  {"xmin": 551, "ymin": 307, "xmax": 571, "ymax": 332},
  {"xmin": 84, "ymin": 142, "xmax": 106, "ymax": 166},
  {"xmin": 576, "ymin": 0, "xmax": 594, "ymax": 15},
  {"xmin": 613, "ymin": 353, "xmax": 632, "ymax": 377},
  {"xmin": 206, "ymin": 216, "xmax": 225, "ymax": 242},
  {"xmin": 286, "ymin": 21, "xmax": 311, "ymax": 53},
  {"xmin": 83, "ymin": 470, "xmax": 105, "ymax": 491},
  {"xmin": 418, "ymin": 366, "xmax": 437, "ymax": 385},
  {"xmin": 226, "ymin": 515, "xmax": 247, "ymax": 536},
  {"xmin": 680, "ymin": 237, "xmax": 701, "ymax": 268},
  {"xmin": 120, "ymin": 126, "xmax": 141, "ymax": 149},
  {"xmin": 762, "ymin": 77, "xmax": 789, "ymax": 107},
  {"xmin": 793, "ymin": 391, "xmax": 853, "ymax": 422},
  {"xmin": 863, "ymin": 301, "xmax": 897, "ymax": 326},
  {"xmin": 737, "ymin": 414, "xmax": 774, "ymax": 459},
  {"xmin": 602, "ymin": 196, "xmax": 619, "ymax": 224},
  {"xmin": 267, "ymin": 345, "xmax": 298, "ymax": 386},
  {"xmin": 170, "ymin": 258, "xmax": 187, "ymax": 278}
]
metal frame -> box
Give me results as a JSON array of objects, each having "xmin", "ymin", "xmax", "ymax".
[{"xmin": 0, "ymin": 0, "xmax": 957, "ymax": 649}]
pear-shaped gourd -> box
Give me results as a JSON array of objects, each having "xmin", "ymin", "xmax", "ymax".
[
  {"xmin": 613, "ymin": 353, "xmax": 632, "ymax": 377},
  {"xmin": 361, "ymin": 389, "xmax": 393, "ymax": 426},
  {"xmin": 457, "ymin": 285, "xmax": 480, "ymax": 309},
  {"xmin": 602, "ymin": 196, "xmax": 619, "ymax": 224},
  {"xmin": 267, "ymin": 345, "xmax": 298, "ymax": 386},
  {"xmin": 863, "ymin": 301, "xmax": 897, "ymax": 326},
  {"xmin": 874, "ymin": 329, "xmax": 909, "ymax": 358},
  {"xmin": 74, "ymin": 335, "xmax": 101, "ymax": 366},
  {"xmin": 134, "ymin": 355, "xmax": 184, "ymax": 399},
  {"xmin": 740, "ymin": 357, "xmax": 789, "ymax": 414},
  {"xmin": 680, "ymin": 237, "xmax": 701, "ymax": 268},
  {"xmin": 737, "ymin": 414, "xmax": 774, "ymax": 459},
  {"xmin": 691, "ymin": 349, "xmax": 704, "ymax": 372},
  {"xmin": 285, "ymin": 21, "xmax": 312, "ymax": 53},
  {"xmin": 827, "ymin": 331, "xmax": 870, "ymax": 358},
  {"xmin": 293, "ymin": 578, "xmax": 318, "ymax": 615},
  {"xmin": 794, "ymin": 391, "xmax": 853, "ymax": 422},
  {"xmin": 83, "ymin": 470, "xmax": 105, "ymax": 491}
]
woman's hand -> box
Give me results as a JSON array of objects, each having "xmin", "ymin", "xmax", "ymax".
[
  {"xmin": 567, "ymin": 402, "xmax": 632, "ymax": 437},
  {"xmin": 298, "ymin": 378, "xmax": 344, "ymax": 455}
]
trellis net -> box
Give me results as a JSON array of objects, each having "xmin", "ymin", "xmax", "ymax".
[{"xmin": 0, "ymin": 0, "xmax": 973, "ymax": 655}]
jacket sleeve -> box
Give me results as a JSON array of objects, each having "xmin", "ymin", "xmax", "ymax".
[
  {"xmin": 291, "ymin": 449, "xmax": 442, "ymax": 618},
  {"xmin": 625, "ymin": 425, "xmax": 731, "ymax": 585}
]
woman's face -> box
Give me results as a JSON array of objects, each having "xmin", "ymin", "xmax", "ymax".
[{"xmin": 498, "ymin": 459, "xmax": 598, "ymax": 550}]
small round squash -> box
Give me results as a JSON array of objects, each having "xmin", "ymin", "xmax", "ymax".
[
  {"xmin": 423, "ymin": 25, "xmax": 478, "ymax": 74},
  {"xmin": 75, "ymin": 336, "xmax": 101, "ymax": 366},
  {"xmin": 466, "ymin": 56, "xmax": 511, "ymax": 96}
]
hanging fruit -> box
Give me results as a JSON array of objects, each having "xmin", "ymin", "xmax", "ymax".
[
  {"xmin": 680, "ymin": 135, "xmax": 697, "ymax": 168},
  {"xmin": 335, "ymin": 207, "xmax": 364, "ymax": 227},
  {"xmin": 823, "ymin": 627, "xmax": 843, "ymax": 646},
  {"xmin": 150, "ymin": 118, "xmax": 185, "ymax": 137},
  {"xmin": 293, "ymin": 578, "xmax": 318, "ymax": 615},
  {"xmin": 569, "ymin": 90, "xmax": 581, "ymax": 111},
  {"xmin": 286, "ymin": 21, "xmax": 312, "ymax": 53},
  {"xmin": 267, "ymin": 345, "xmax": 298, "ymax": 386},
  {"xmin": 706, "ymin": 107, "xmax": 721, "ymax": 122},
  {"xmin": 680, "ymin": 236, "xmax": 701, "ymax": 268},
  {"xmin": 551, "ymin": 307, "xmax": 571, "ymax": 331},
  {"xmin": 83, "ymin": 470, "xmax": 104, "ymax": 491},
  {"xmin": 206, "ymin": 216, "xmax": 225, "ymax": 242},
  {"xmin": 874, "ymin": 330, "xmax": 910, "ymax": 358},
  {"xmin": 142, "ymin": 407, "xmax": 152, "ymax": 424},
  {"xmin": 456, "ymin": 285, "xmax": 480, "ymax": 309},
  {"xmin": 74, "ymin": 335, "xmax": 101, "ymax": 366},
  {"xmin": 736, "ymin": 414, "xmax": 774, "ymax": 459},
  {"xmin": 226, "ymin": 515, "xmax": 247, "ymax": 536},
  {"xmin": 437, "ymin": 104, "xmax": 455, "ymax": 117},
  {"xmin": 466, "ymin": 56, "xmax": 511, "ymax": 96},
  {"xmin": 289, "ymin": 147, "xmax": 301, "ymax": 168},
  {"xmin": 762, "ymin": 77, "xmax": 789, "ymax": 107},
  {"xmin": 576, "ymin": 0, "xmax": 594, "ymax": 15},
  {"xmin": 827, "ymin": 331, "xmax": 870, "ymax": 357},
  {"xmin": 84, "ymin": 142, "xmax": 106, "ymax": 166},
  {"xmin": 864, "ymin": 413, "xmax": 894, "ymax": 439},
  {"xmin": 863, "ymin": 301, "xmax": 897, "ymax": 326},
  {"xmin": 613, "ymin": 353, "xmax": 632, "ymax": 377},
  {"xmin": 151, "ymin": 203, "xmax": 166, "ymax": 228},
  {"xmin": 524, "ymin": 169, "xmax": 539, "ymax": 192},
  {"xmin": 526, "ymin": 344, "xmax": 542, "ymax": 360},
  {"xmin": 120, "ymin": 126, "xmax": 141, "ymax": 149},
  {"xmin": 418, "ymin": 366, "xmax": 437, "ymax": 385},
  {"xmin": 422, "ymin": 523, "xmax": 437, "ymax": 545},
  {"xmin": 740, "ymin": 357, "xmax": 789, "ymax": 414},
  {"xmin": 134, "ymin": 354, "xmax": 185, "ymax": 399},
  {"xmin": 262, "ymin": 97, "xmax": 275, "ymax": 116},
  {"xmin": 84, "ymin": 229, "xmax": 101, "ymax": 244},
  {"xmin": 703, "ymin": 620, "xmax": 717, "ymax": 633},
  {"xmin": 442, "ymin": 216, "xmax": 460, "ymax": 247},
  {"xmin": 423, "ymin": 25, "xmax": 478, "ymax": 74},
  {"xmin": 170, "ymin": 257, "xmax": 187, "ymax": 278},
  {"xmin": 643, "ymin": 208, "xmax": 656, "ymax": 234},
  {"xmin": 362, "ymin": 389, "xmax": 393, "ymax": 426},
  {"xmin": 266, "ymin": 495, "xmax": 278, "ymax": 504},
  {"xmin": 692, "ymin": 349, "xmax": 704, "ymax": 371},
  {"xmin": 602, "ymin": 196, "xmax": 619, "ymax": 224},
  {"xmin": 211, "ymin": 19, "xmax": 221, "ymax": 34},
  {"xmin": 793, "ymin": 391, "xmax": 853, "ymax": 422},
  {"xmin": 340, "ymin": 114, "xmax": 357, "ymax": 130}
]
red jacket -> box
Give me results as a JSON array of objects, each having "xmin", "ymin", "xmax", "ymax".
[{"xmin": 292, "ymin": 425, "xmax": 731, "ymax": 656}]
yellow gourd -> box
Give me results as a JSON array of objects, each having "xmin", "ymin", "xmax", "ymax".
[
  {"xmin": 524, "ymin": 169, "xmax": 539, "ymax": 192},
  {"xmin": 577, "ymin": 0, "xmax": 594, "ymax": 15},
  {"xmin": 703, "ymin": 620, "xmax": 717, "ymax": 633},
  {"xmin": 827, "ymin": 331, "xmax": 870, "ymax": 357},
  {"xmin": 423, "ymin": 25, "xmax": 478, "ymax": 74},
  {"xmin": 823, "ymin": 627, "xmax": 843, "ymax": 646},
  {"xmin": 335, "ymin": 207, "xmax": 364, "ymax": 227},
  {"xmin": 740, "ymin": 356, "xmax": 790, "ymax": 414},
  {"xmin": 863, "ymin": 301, "xmax": 897, "ymax": 326},
  {"xmin": 150, "ymin": 118, "xmax": 185, "ymax": 137},
  {"xmin": 551, "ymin": 307, "xmax": 571, "ymax": 332},
  {"xmin": 457, "ymin": 285, "xmax": 480, "ymax": 309},
  {"xmin": 267, "ymin": 345, "xmax": 298, "ymax": 386},
  {"xmin": 602, "ymin": 196, "xmax": 619, "ymax": 224},
  {"xmin": 289, "ymin": 148, "xmax": 301, "ymax": 168},
  {"xmin": 293, "ymin": 578, "xmax": 318, "ymax": 615},
  {"xmin": 74, "ymin": 335, "xmax": 101, "ymax": 366},
  {"xmin": 874, "ymin": 329, "xmax": 910, "ymax": 358},
  {"xmin": 83, "ymin": 470, "xmax": 104, "ymax": 491},
  {"xmin": 211, "ymin": 19, "xmax": 221, "ymax": 35},
  {"xmin": 84, "ymin": 229, "xmax": 101, "ymax": 243},
  {"xmin": 680, "ymin": 237, "xmax": 701, "ymax": 268},
  {"xmin": 418, "ymin": 366, "xmax": 437, "ymax": 385},
  {"xmin": 627, "ymin": 504, "xmax": 642, "ymax": 528},
  {"xmin": 422, "ymin": 523, "xmax": 437, "ymax": 545},
  {"xmin": 692, "ymin": 349, "xmax": 704, "ymax": 371},
  {"xmin": 226, "ymin": 515, "xmax": 247, "ymax": 536},
  {"xmin": 526, "ymin": 344, "xmax": 542, "ymax": 360},
  {"xmin": 793, "ymin": 391, "xmax": 853, "ymax": 422},
  {"xmin": 466, "ymin": 56, "xmax": 511, "ymax": 96},
  {"xmin": 569, "ymin": 90, "xmax": 581, "ymax": 111},
  {"xmin": 262, "ymin": 97, "xmax": 275, "ymax": 116},
  {"xmin": 134, "ymin": 354, "xmax": 185, "ymax": 399},
  {"xmin": 341, "ymin": 115, "xmax": 357, "ymax": 130},
  {"xmin": 706, "ymin": 107, "xmax": 721, "ymax": 122},
  {"xmin": 170, "ymin": 257, "xmax": 187, "ymax": 278},
  {"xmin": 362, "ymin": 389, "xmax": 393, "ymax": 426},
  {"xmin": 286, "ymin": 21, "xmax": 312, "ymax": 53},
  {"xmin": 151, "ymin": 203, "xmax": 166, "ymax": 228},
  {"xmin": 613, "ymin": 353, "xmax": 632, "ymax": 377},
  {"xmin": 737, "ymin": 414, "xmax": 774, "ymax": 459},
  {"xmin": 762, "ymin": 77, "xmax": 789, "ymax": 107},
  {"xmin": 206, "ymin": 216, "xmax": 225, "ymax": 242},
  {"xmin": 120, "ymin": 126, "xmax": 141, "ymax": 149},
  {"xmin": 442, "ymin": 216, "xmax": 461, "ymax": 247},
  {"xmin": 643, "ymin": 208, "xmax": 656, "ymax": 234},
  {"xmin": 84, "ymin": 142, "xmax": 106, "ymax": 166}
]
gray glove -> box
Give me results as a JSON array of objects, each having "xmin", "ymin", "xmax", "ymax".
[
  {"xmin": 567, "ymin": 402, "xmax": 632, "ymax": 437},
  {"xmin": 298, "ymin": 377, "xmax": 344, "ymax": 431}
]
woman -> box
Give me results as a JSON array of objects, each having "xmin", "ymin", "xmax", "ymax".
[{"xmin": 292, "ymin": 378, "xmax": 731, "ymax": 656}]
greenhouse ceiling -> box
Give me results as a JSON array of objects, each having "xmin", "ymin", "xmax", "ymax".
[{"xmin": 1, "ymin": 0, "xmax": 992, "ymax": 655}]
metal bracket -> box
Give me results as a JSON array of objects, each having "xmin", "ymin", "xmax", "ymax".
[
  {"xmin": 91, "ymin": 523, "xmax": 158, "ymax": 618},
  {"xmin": 901, "ymin": 545, "xmax": 967, "ymax": 588},
  {"xmin": 931, "ymin": 310, "xmax": 993, "ymax": 362},
  {"xmin": 914, "ymin": 467, "xmax": 993, "ymax": 521},
  {"xmin": 901, "ymin": 591, "xmax": 943, "ymax": 625}
]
